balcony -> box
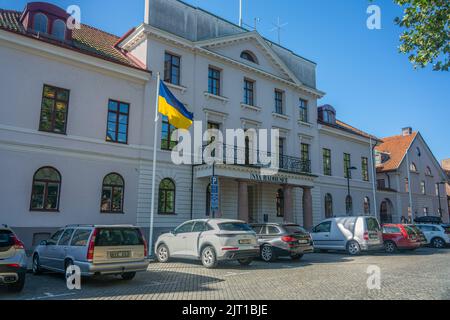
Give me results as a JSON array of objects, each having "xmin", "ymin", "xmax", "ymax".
[{"xmin": 200, "ymin": 144, "xmax": 311, "ymax": 175}]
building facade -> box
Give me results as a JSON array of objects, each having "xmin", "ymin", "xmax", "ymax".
[
  {"xmin": 5, "ymin": 0, "xmax": 442, "ymax": 250},
  {"xmin": 375, "ymin": 128, "xmax": 449, "ymax": 223},
  {"xmin": 442, "ymin": 159, "xmax": 450, "ymax": 218}
]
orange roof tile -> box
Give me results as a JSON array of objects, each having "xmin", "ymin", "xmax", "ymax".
[{"xmin": 375, "ymin": 132, "xmax": 418, "ymax": 172}]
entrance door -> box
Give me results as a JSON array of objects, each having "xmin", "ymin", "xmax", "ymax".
[{"xmin": 248, "ymin": 185, "xmax": 257, "ymax": 223}]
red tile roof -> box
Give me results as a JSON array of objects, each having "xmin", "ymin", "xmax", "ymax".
[
  {"xmin": 375, "ymin": 132, "xmax": 418, "ymax": 172},
  {"xmin": 0, "ymin": 9, "xmax": 147, "ymax": 72}
]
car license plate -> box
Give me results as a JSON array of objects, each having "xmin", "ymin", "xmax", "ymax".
[
  {"xmin": 109, "ymin": 251, "xmax": 131, "ymax": 259},
  {"xmin": 298, "ymin": 239, "xmax": 309, "ymax": 244},
  {"xmin": 239, "ymin": 239, "xmax": 252, "ymax": 245}
]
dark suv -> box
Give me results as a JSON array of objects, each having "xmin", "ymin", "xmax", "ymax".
[{"xmin": 250, "ymin": 223, "xmax": 314, "ymax": 262}]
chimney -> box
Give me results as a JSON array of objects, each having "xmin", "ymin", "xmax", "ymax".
[
  {"xmin": 402, "ymin": 127, "xmax": 412, "ymax": 136},
  {"xmin": 144, "ymin": 0, "xmax": 150, "ymax": 24}
]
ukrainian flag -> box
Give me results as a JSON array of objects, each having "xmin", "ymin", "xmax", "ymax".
[{"xmin": 158, "ymin": 80, "xmax": 194, "ymax": 130}]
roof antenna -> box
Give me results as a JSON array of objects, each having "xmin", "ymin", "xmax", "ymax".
[{"xmin": 270, "ymin": 17, "xmax": 288, "ymax": 44}]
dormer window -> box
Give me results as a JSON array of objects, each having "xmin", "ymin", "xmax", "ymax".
[
  {"xmin": 240, "ymin": 51, "xmax": 258, "ymax": 64},
  {"xmin": 52, "ymin": 19, "xmax": 66, "ymax": 40},
  {"xmin": 33, "ymin": 13, "xmax": 48, "ymax": 34},
  {"xmin": 318, "ymin": 105, "xmax": 337, "ymax": 125}
]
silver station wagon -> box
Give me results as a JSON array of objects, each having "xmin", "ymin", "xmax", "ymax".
[{"xmin": 32, "ymin": 225, "xmax": 150, "ymax": 280}]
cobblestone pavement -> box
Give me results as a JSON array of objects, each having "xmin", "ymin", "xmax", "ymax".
[{"xmin": 1, "ymin": 248, "xmax": 449, "ymax": 300}]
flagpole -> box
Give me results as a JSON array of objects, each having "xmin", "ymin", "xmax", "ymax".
[{"xmin": 149, "ymin": 72, "xmax": 161, "ymax": 257}]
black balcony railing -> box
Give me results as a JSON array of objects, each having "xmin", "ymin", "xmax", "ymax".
[{"xmin": 201, "ymin": 144, "xmax": 311, "ymax": 175}]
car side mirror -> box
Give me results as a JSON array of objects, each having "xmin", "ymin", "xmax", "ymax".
[{"xmin": 40, "ymin": 240, "xmax": 48, "ymax": 246}]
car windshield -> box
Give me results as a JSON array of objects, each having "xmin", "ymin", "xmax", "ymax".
[
  {"xmin": 95, "ymin": 228, "xmax": 144, "ymax": 247},
  {"xmin": 443, "ymin": 225, "xmax": 450, "ymax": 234},
  {"xmin": 0, "ymin": 230, "xmax": 13, "ymax": 248},
  {"xmin": 218, "ymin": 223, "xmax": 253, "ymax": 232},
  {"xmin": 284, "ymin": 225, "xmax": 308, "ymax": 235}
]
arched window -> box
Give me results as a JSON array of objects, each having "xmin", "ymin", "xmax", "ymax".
[
  {"xmin": 240, "ymin": 50, "xmax": 258, "ymax": 64},
  {"xmin": 426, "ymin": 166, "xmax": 432, "ymax": 176},
  {"xmin": 345, "ymin": 195, "xmax": 353, "ymax": 216},
  {"xmin": 325, "ymin": 193, "xmax": 333, "ymax": 218},
  {"xmin": 158, "ymin": 178, "xmax": 176, "ymax": 215},
  {"xmin": 364, "ymin": 197, "xmax": 371, "ymax": 215},
  {"xmin": 206, "ymin": 184, "xmax": 211, "ymax": 216},
  {"xmin": 276, "ymin": 189, "xmax": 284, "ymax": 217},
  {"xmin": 410, "ymin": 162, "xmax": 417, "ymax": 172},
  {"xmin": 101, "ymin": 173, "xmax": 124, "ymax": 213},
  {"xmin": 33, "ymin": 13, "xmax": 48, "ymax": 34},
  {"xmin": 30, "ymin": 167, "xmax": 61, "ymax": 211},
  {"xmin": 52, "ymin": 19, "xmax": 66, "ymax": 40}
]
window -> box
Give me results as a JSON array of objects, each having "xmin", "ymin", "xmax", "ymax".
[
  {"xmin": 175, "ymin": 222, "xmax": 194, "ymax": 234},
  {"xmin": 106, "ymin": 100, "xmax": 129, "ymax": 144},
  {"xmin": 344, "ymin": 153, "xmax": 352, "ymax": 179},
  {"xmin": 164, "ymin": 52, "xmax": 181, "ymax": 85},
  {"xmin": 101, "ymin": 173, "xmax": 125, "ymax": 213},
  {"xmin": 405, "ymin": 178, "xmax": 409, "ymax": 192},
  {"xmin": 279, "ymin": 138, "xmax": 285, "ymax": 168},
  {"xmin": 206, "ymin": 184, "xmax": 211, "ymax": 217},
  {"xmin": 436, "ymin": 183, "xmax": 440, "ymax": 196},
  {"xmin": 323, "ymin": 149, "xmax": 332, "ymax": 176},
  {"xmin": 244, "ymin": 79, "xmax": 255, "ymax": 106},
  {"xmin": 299, "ymin": 99, "xmax": 308, "ymax": 123},
  {"xmin": 208, "ymin": 67, "xmax": 221, "ymax": 96},
  {"xmin": 30, "ymin": 167, "xmax": 61, "ymax": 211},
  {"xmin": 52, "ymin": 19, "xmax": 66, "ymax": 40},
  {"xmin": 364, "ymin": 197, "xmax": 371, "ymax": 215},
  {"xmin": 345, "ymin": 195, "xmax": 353, "ymax": 215},
  {"xmin": 313, "ymin": 221, "xmax": 331, "ymax": 233},
  {"xmin": 47, "ymin": 230, "xmax": 64, "ymax": 245},
  {"xmin": 275, "ymin": 89, "xmax": 284, "ymax": 114},
  {"xmin": 362, "ymin": 157, "xmax": 369, "ymax": 181},
  {"xmin": 161, "ymin": 116, "xmax": 177, "ymax": 151},
  {"xmin": 325, "ymin": 194, "xmax": 333, "ymax": 218},
  {"xmin": 39, "ymin": 85, "xmax": 70, "ymax": 134},
  {"xmin": 423, "ymin": 207, "xmax": 429, "ymax": 216},
  {"xmin": 70, "ymin": 229, "xmax": 92, "ymax": 247},
  {"xmin": 240, "ymin": 51, "xmax": 258, "ymax": 64},
  {"xmin": 426, "ymin": 166, "xmax": 432, "ymax": 176},
  {"xmin": 267, "ymin": 226, "xmax": 280, "ymax": 235},
  {"xmin": 58, "ymin": 229, "xmax": 74, "ymax": 246},
  {"xmin": 33, "ymin": 13, "xmax": 48, "ymax": 33},
  {"xmin": 276, "ymin": 189, "xmax": 284, "ymax": 217},
  {"xmin": 301, "ymin": 143, "xmax": 310, "ymax": 162},
  {"xmin": 420, "ymin": 181, "xmax": 426, "ymax": 195},
  {"xmin": 410, "ymin": 162, "xmax": 418, "ymax": 172},
  {"xmin": 377, "ymin": 179, "xmax": 386, "ymax": 189},
  {"xmin": 158, "ymin": 178, "xmax": 176, "ymax": 215}
]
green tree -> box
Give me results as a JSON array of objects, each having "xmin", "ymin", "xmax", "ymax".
[{"xmin": 394, "ymin": 0, "xmax": 449, "ymax": 71}]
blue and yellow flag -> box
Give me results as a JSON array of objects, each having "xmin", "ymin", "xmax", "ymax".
[{"xmin": 158, "ymin": 81, "xmax": 194, "ymax": 130}]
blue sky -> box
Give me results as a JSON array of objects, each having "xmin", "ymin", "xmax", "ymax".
[{"xmin": 2, "ymin": 0, "xmax": 449, "ymax": 162}]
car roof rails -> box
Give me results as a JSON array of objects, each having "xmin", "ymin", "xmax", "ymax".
[{"xmin": 65, "ymin": 224, "xmax": 95, "ymax": 228}]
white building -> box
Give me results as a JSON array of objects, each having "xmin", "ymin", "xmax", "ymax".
[
  {"xmin": 0, "ymin": 0, "xmax": 392, "ymax": 249},
  {"xmin": 375, "ymin": 128, "xmax": 449, "ymax": 223}
]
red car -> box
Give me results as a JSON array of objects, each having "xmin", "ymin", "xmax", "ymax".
[{"xmin": 382, "ymin": 224, "xmax": 421, "ymax": 253}]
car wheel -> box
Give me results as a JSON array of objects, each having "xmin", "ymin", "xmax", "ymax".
[
  {"xmin": 291, "ymin": 254, "xmax": 304, "ymax": 261},
  {"xmin": 201, "ymin": 246, "xmax": 218, "ymax": 269},
  {"xmin": 7, "ymin": 273, "xmax": 25, "ymax": 293},
  {"xmin": 156, "ymin": 244, "xmax": 170, "ymax": 263},
  {"xmin": 121, "ymin": 272, "xmax": 136, "ymax": 281},
  {"xmin": 238, "ymin": 258, "xmax": 253, "ymax": 266},
  {"xmin": 431, "ymin": 237, "xmax": 445, "ymax": 249},
  {"xmin": 32, "ymin": 254, "xmax": 42, "ymax": 275},
  {"xmin": 260, "ymin": 244, "xmax": 276, "ymax": 262},
  {"xmin": 347, "ymin": 241, "xmax": 361, "ymax": 256},
  {"xmin": 384, "ymin": 241, "xmax": 397, "ymax": 254}
]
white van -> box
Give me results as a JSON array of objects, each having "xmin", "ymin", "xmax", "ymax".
[{"xmin": 311, "ymin": 216, "xmax": 384, "ymax": 255}]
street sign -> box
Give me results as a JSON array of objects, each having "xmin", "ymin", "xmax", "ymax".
[{"xmin": 210, "ymin": 176, "xmax": 219, "ymax": 214}]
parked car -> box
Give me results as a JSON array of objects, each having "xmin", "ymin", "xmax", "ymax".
[
  {"xmin": 406, "ymin": 225, "xmax": 428, "ymax": 247},
  {"xmin": 382, "ymin": 224, "xmax": 421, "ymax": 253},
  {"xmin": 250, "ymin": 223, "xmax": 313, "ymax": 262},
  {"xmin": 0, "ymin": 225, "xmax": 27, "ymax": 292},
  {"xmin": 155, "ymin": 219, "xmax": 259, "ymax": 268},
  {"xmin": 415, "ymin": 224, "xmax": 450, "ymax": 248},
  {"xmin": 33, "ymin": 225, "xmax": 149, "ymax": 280},
  {"xmin": 311, "ymin": 216, "xmax": 383, "ymax": 255},
  {"xmin": 414, "ymin": 216, "xmax": 442, "ymax": 224}
]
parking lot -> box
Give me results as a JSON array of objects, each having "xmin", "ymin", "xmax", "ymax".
[{"xmin": 1, "ymin": 247, "xmax": 449, "ymax": 300}]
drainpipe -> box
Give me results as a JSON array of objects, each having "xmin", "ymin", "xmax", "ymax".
[
  {"xmin": 406, "ymin": 150, "xmax": 414, "ymax": 222},
  {"xmin": 190, "ymin": 165, "xmax": 194, "ymax": 220},
  {"xmin": 370, "ymin": 137, "xmax": 377, "ymax": 218}
]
